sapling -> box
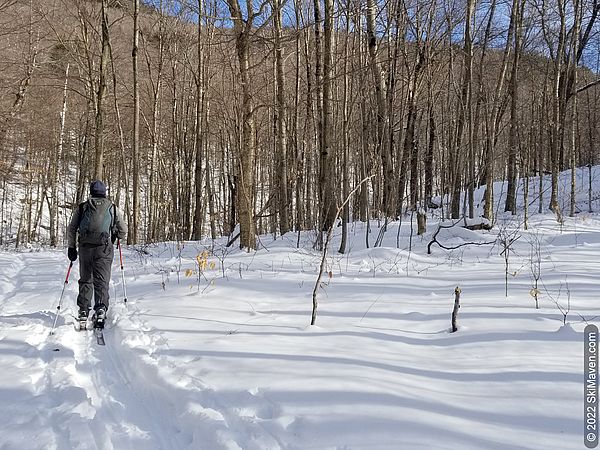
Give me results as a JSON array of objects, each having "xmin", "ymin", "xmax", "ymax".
[
  {"xmin": 388, "ymin": 251, "xmax": 403, "ymax": 275},
  {"xmin": 311, "ymin": 176, "xmax": 374, "ymax": 325},
  {"xmin": 176, "ymin": 241, "xmax": 183, "ymax": 285},
  {"xmin": 160, "ymin": 269, "xmax": 167, "ymax": 291},
  {"xmin": 181, "ymin": 249, "xmax": 217, "ymax": 293},
  {"xmin": 521, "ymin": 151, "xmax": 530, "ymax": 230},
  {"xmin": 212, "ymin": 242, "xmax": 232, "ymax": 280},
  {"xmin": 408, "ymin": 210, "xmax": 414, "ymax": 252},
  {"xmin": 497, "ymin": 225, "xmax": 520, "ymax": 297},
  {"xmin": 543, "ymin": 277, "xmax": 572, "ymax": 325},
  {"xmin": 528, "ymin": 232, "xmax": 542, "ymax": 309},
  {"xmin": 360, "ymin": 293, "xmax": 383, "ymax": 322},
  {"xmin": 563, "ymin": 280, "xmax": 572, "ymax": 325}
]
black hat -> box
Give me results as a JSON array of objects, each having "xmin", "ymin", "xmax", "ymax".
[{"xmin": 90, "ymin": 180, "xmax": 107, "ymax": 198}]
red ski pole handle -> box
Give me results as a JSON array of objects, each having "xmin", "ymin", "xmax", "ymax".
[{"xmin": 65, "ymin": 261, "xmax": 73, "ymax": 284}]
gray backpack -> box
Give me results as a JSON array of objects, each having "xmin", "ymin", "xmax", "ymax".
[{"xmin": 78, "ymin": 198, "xmax": 116, "ymax": 245}]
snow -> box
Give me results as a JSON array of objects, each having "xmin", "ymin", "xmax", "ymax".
[{"xmin": 1, "ymin": 171, "xmax": 599, "ymax": 449}]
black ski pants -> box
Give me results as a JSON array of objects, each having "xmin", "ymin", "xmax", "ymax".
[{"xmin": 77, "ymin": 242, "xmax": 114, "ymax": 313}]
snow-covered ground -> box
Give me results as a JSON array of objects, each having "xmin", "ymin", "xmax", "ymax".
[
  {"xmin": 1, "ymin": 169, "xmax": 600, "ymax": 449},
  {"xmin": 0, "ymin": 212, "xmax": 597, "ymax": 450}
]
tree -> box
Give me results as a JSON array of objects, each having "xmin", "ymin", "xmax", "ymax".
[
  {"xmin": 504, "ymin": 0, "xmax": 526, "ymax": 214},
  {"xmin": 131, "ymin": 0, "xmax": 140, "ymax": 244},
  {"xmin": 273, "ymin": 0, "xmax": 290, "ymax": 235},
  {"xmin": 93, "ymin": 0, "xmax": 110, "ymax": 181},
  {"xmin": 365, "ymin": 0, "xmax": 391, "ymax": 216},
  {"xmin": 192, "ymin": 0, "xmax": 205, "ymax": 241},
  {"xmin": 225, "ymin": 0, "xmax": 266, "ymax": 250}
]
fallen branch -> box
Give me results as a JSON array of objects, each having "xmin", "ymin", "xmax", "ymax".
[
  {"xmin": 427, "ymin": 220, "xmax": 495, "ymax": 255},
  {"xmin": 225, "ymin": 232, "xmax": 240, "ymax": 248}
]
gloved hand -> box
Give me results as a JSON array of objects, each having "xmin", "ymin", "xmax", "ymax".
[{"xmin": 68, "ymin": 247, "xmax": 78, "ymax": 262}]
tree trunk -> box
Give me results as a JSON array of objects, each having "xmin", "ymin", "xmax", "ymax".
[
  {"xmin": 452, "ymin": 0, "xmax": 475, "ymax": 219},
  {"xmin": 569, "ymin": 0, "xmax": 581, "ymax": 218},
  {"xmin": 274, "ymin": 0, "xmax": 290, "ymax": 235},
  {"xmin": 505, "ymin": 0, "xmax": 524, "ymax": 214},
  {"xmin": 51, "ymin": 63, "xmax": 69, "ymax": 247},
  {"xmin": 366, "ymin": 0, "xmax": 392, "ymax": 217},
  {"xmin": 424, "ymin": 102, "xmax": 435, "ymax": 209},
  {"xmin": 322, "ymin": 0, "xmax": 336, "ymax": 232},
  {"xmin": 339, "ymin": 0, "xmax": 351, "ymax": 254},
  {"xmin": 314, "ymin": 0, "xmax": 333, "ymax": 234},
  {"xmin": 142, "ymin": 21, "xmax": 164, "ymax": 242},
  {"xmin": 226, "ymin": 0, "xmax": 256, "ymax": 250},
  {"xmin": 131, "ymin": 0, "xmax": 140, "ymax": 244},
  {"xmin": 548, "ymin": 0, "xmax": 567, "ymax": 217},
  {"xmin": 94, "ymin": 0, "xmax": 109, "ymax": 181},
  {"xmin": 483, "ymin": 0, "xmax": 513, "ymax": 222},
  {"xmin": 193, "ymin": 0, "xmax": 205, "ymax": 240}
]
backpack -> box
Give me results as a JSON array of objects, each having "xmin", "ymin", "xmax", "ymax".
[{"xmin": 78, "ymin": 198, "xmax": 116, "ymax": 245}]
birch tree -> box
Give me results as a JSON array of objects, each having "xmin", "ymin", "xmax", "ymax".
[{"xmin": 131, "ymin": 0, "xmax": 140, "ymax": 244}]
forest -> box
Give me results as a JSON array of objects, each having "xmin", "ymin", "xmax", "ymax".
[{"xmin": 0, "ymin": 0, "xmax": 599, "ymax": 250}]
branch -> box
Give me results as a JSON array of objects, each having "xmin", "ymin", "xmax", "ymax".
[
  {"xmin": 577, "ymin": 0, "xmax": 600, "ymax": 62},
  {"xmin": 427, "ymin": 221, "xmax": 495, "ymax": 254},
  {"xmin": 577, "ymin": 78, "xmax": 600, "ymax": 95},
  {"xmin": 226, "ymin": 232, "xmax": 240, "ymax": 248}
]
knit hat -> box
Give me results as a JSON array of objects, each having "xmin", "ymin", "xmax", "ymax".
[{"xmin": 90, "ymin": 180, "xmax": 107, "ymax": 198}]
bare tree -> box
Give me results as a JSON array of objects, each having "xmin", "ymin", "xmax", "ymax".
[
  {"xmin": 365, "ymin": 0, "xmax": 391, "ymax": 216},
  {"xmin": 273, "ymin": 0, "xmax": 290, "ymax": 235},
  {"xmin": 505, "ymin": 0, "xmax": 526, "ymax": 214},
  {"xmin": 483, "ymin": 0, "xmax": 517, "ymax": 222},
  {"xmin": 224, "ymin": 0, "xmax": 267, "ymax": 250},
  {"xmin": 131, "ymin": 0, "xmax": 140, "ymax": 244},
  {"xmin": 93, "ymin": 0, "xmax": 110, "ymax": 180},
  {"xmin": 192, "ymin": 0, "xmax": 205, "ymax": 241}
]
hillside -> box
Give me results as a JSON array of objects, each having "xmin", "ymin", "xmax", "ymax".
[{"xmin": 0, "ymin": 0, "xmax": 598, "ymax": 247}]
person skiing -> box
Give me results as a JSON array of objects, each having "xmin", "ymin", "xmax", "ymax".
[{"xmin": 67, "ymin": 180, "xmax": 127, "ymax": 329}]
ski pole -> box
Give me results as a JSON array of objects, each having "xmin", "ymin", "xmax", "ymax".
[
  {"xmin": 118, "ymin": 239, "xmax": 128, "ymax": 304},
  {"xmin": 50, "ymin": 261, "xmax": 73, "ymax": 335}
]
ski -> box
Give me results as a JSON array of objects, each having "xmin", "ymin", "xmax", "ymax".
[{"xmin": 94, "ymin": 328, "xmax": 105, "ymax": 345}]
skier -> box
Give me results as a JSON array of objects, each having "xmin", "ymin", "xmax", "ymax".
[{"xmin": 67, "ymin": 180, "xmax": 127, "ymax": 329}]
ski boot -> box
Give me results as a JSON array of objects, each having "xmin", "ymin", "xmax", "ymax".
[
  {"xmin": 94, "ymin": 307, "xmax": 106, "ymax": 330},
  {"xmin": 78, "ymin": 309, "xmax": 88, "ymax": 331}
]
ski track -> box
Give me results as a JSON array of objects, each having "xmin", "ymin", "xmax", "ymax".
[
  {"xmin": 107, "ymin": 302, "xmax": 284, "ymax": 450},
  {"xmin": 0, "ymin": 251, "xmax": 281, "ymax": 450},
  {"xmin": 91, "ymin": 325, "xmax": 195, "ymax": 450}
]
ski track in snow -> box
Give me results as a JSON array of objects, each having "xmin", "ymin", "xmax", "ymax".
[
  {"xmin": 105, "ymin": 305, "xmax": 284, "ymax": 450},
  {"xmin": 0, "ymin": 252, "xmax": 280, "ymax": 450}
]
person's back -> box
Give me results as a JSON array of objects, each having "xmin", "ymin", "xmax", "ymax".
[
  {"xmin": 79, "ymin": 196, "xmax": 115, "ymax": 246},
  {"xmin": 67, "ymin": 180, "xmax": 127, "ymax": 329}
]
